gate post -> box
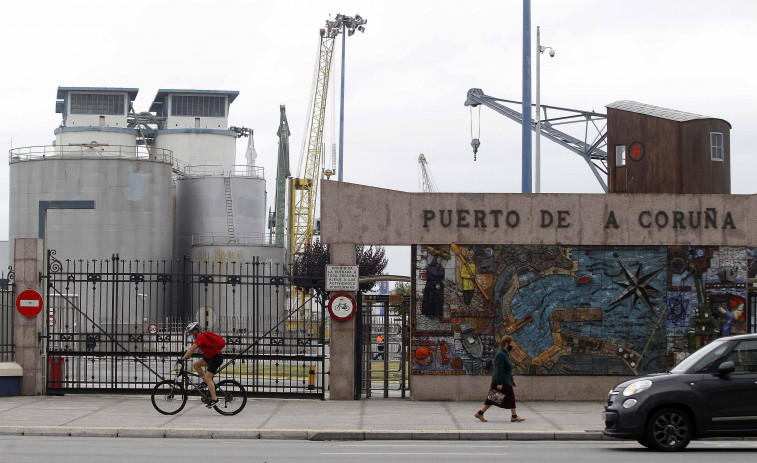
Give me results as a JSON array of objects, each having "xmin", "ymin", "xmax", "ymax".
[
  {"xmin": 328, "ymin": 243, "xmax": 356, "ymax": 400},
  {"xmin": 13, "ymin": 239, "xmax": 45, "ymax": 395}
]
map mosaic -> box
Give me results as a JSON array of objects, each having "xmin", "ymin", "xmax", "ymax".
[{"xmin": 412, "ymin": 244, "xmax": 752, "ymax": 377}]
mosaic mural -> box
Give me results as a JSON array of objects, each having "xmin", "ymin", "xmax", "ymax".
[{"xmin": 412, "ymin": 244, "xmax": 752, "ymax": 377}]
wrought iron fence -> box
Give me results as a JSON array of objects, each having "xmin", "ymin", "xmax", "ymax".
[
  {"xmin": 44, "ymin": 251, "xmax": 327, "ymax": 397},
  {"xmin": 0, "ymin": 269, "xmax": 14, "ymax": 362}
]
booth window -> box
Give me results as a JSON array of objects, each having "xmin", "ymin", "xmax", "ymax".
[
  {"xmin": 710, "ymin": 132, "xmax": 724, "ymax": 161},
  {"xmin": 615, "ymin": 145, "xmax": 626, "ymax": 166}
]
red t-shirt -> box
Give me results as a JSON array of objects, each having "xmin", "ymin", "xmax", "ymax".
[{"xmin": 194, "ymin": 332, "xmax": 222, "ymax": 359}]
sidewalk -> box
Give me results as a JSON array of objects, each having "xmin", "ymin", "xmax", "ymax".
[{"xmin": 0, "ymin": 394, "xmax": 610, "ymax": 441}]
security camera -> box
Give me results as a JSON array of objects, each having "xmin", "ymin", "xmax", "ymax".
[{"xmin": 549, "ymin": 49, "xmax": 555, "ymax": 57}]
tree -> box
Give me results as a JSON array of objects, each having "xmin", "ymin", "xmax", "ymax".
[
  {"xmin": 393, "ymin": 281, "xmax": 411, "ymax": 297},
  {"xmin": 291, "ymin": 240, "xmax": 388, "ymax": 302}
]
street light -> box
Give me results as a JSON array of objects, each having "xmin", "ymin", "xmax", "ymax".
[
  {"xmin": 535, "ymin": 26, "xmax": 555, "ymax": 193},
  {"xmin": 334, "ymin": 13, "xmax": 367, "ymax": 182}
]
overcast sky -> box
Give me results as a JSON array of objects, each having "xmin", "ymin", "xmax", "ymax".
[{"xmin": 1, "ymin": 0, "xmax": 756, "ymax": 278}]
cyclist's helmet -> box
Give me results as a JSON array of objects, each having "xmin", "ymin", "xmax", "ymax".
[{"xmin": 185, "ymin": 321, "xmax": 201, "ymax": 334}]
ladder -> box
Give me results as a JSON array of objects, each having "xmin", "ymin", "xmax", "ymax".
[{"xmin": 223, "ymin": 176, "xmax": 235, "ymax": 241}]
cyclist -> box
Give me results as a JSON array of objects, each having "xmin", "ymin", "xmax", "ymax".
[{"xmin": 179, "ymin": 322, "xmax": 225, "ymax": 407}]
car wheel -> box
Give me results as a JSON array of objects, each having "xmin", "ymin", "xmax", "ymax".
[
  {"xmin": 637, "ymin": 437, "xmax": 651, "ymax": 448},
  {"xmin": 645, "ymin": 408, "xmax": 692, "ymax": 451}
]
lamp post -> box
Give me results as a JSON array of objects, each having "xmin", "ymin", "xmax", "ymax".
[
  {"xmin": 335, "ymin": 13, "xmax": 367, "ymax": 182},
  {"xmin": 522, "ymin": 0, "xmax": 532, "ymax": 193},
  {"xmin": 535, "ymin": 26, "xmax": 555, "ymax": 193}
]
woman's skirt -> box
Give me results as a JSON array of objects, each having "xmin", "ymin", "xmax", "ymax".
[{"xmin": 484, "ymin": 382, "xmax": 516, "ymax": 409}]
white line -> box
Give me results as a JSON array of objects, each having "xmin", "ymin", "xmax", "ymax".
[
  {"xmin": 322, "ymin": 453, "xmax": 508, "ymax": 456},
  {"xmin": 339, "ymin": 444, "xmax": 509, "ymax": 448}
]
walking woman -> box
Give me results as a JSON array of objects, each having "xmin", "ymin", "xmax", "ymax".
[{"xmin": 474, "ymin": 335, "xmax": 525, "ymax": 422}]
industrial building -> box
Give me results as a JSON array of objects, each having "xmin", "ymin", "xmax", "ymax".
[{"xmin": 8, "ymin": 86, "xmax": 282, "ymax": 266}]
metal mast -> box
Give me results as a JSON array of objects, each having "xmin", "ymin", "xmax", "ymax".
[
  {"xmin": 269, "ymin": 105, "xmax": 290, "ymax": 247},
  {"xmin": 290, "ymin": 18, "xmax": 341, "ymax": 261}
]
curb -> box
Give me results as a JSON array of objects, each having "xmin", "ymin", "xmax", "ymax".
[{"xmin": 0, "ymin": 426, "xmax": 606, "ymax": 441}]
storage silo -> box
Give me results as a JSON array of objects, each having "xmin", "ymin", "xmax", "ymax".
[
  {"xmin": 175, "ymin": 168, "xmax": 287, "ymax": 333},
  {"xmin": 10, "ymin": 87, "xmax": 174, "ymax": 262},
  {"xmin": 149, "ymin": 89, "xmax": 240, "ymax": 171},
  {"xmin": 8, "ymin": 87, "xmax": 175, "ymax": 327}
]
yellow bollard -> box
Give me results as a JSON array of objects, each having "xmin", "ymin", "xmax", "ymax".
[{"xmin": 308, "ymin": 366, "xmax": 315, "ymax": 390}]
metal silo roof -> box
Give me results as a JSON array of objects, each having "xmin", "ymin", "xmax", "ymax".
[{"xmin": 606, "ymin": 100, "xmax": 731, "ymax": 127}]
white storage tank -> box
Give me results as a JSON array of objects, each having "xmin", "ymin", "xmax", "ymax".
[
  {"xmin": 187, "ymin": 245, "xmax": 287, "ymax": 337},
  {"xmin": 150, "ymin": 89, "xmax": 239, "ymax": 171},
  {"xmin": 174, "ymin": 169, "xmax": 268, "ymax": 259},
  {"xmin": 8, "ymin": 148, "xmax": 175, "ymax": 263}
]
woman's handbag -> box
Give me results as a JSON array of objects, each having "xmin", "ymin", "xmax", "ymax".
[{"xmin": 487, "ymin": 388, "xmax": 506, "ymax": 405}]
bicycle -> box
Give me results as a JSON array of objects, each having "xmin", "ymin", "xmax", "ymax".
[{"xmin": 151, "ymin": 363, "xmax": 247, "ymax": 416}]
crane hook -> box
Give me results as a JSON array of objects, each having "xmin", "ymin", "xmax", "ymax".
[{"xmin": 471, "ymin": 138, "xmax": 480, "ymax": 161}]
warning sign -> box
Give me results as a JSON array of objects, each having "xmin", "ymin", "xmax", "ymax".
[{"xmin": 325, "ymin": 265, "xmax": 359, "ymax": 292}]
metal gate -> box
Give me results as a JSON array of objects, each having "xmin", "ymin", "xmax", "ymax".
[
  {"xmin": 355, "ymin": 294, "xmax": 410, "ymax": 398},
  {"xmin": 0, "ymin": 269, "xmax": 14, "ymax": 363},
  {"xmin": 43, "ymin": 250, "xmax": 327, "ymax": 397}
]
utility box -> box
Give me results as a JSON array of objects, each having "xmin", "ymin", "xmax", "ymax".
[{"xmin": 0, "ymin": 362, "xmax": 23, "ymax": 396}]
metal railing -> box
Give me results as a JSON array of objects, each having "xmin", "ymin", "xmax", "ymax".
[
  {"xmin": 191, "ymin": 232, "xmax": 278, "ymax": 247},
  {"xmin": 43, "ymin": 251, "xmax": 326, "ymax": 397},
  {"xmin": 9, "ymin": 145, "xmax": 174, "ymax": 165},
  {"xmin": 179, "ymin": 164, "xmax": 265, "ymax": 179},
  {"xmin": 0, "ymin": 271, "xmax": 15, "ymax": 362}
]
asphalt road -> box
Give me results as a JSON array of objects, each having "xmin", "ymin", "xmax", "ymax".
[{"xmin": 1, "ymin": 437, "xmax": 756, "ymax": 463}]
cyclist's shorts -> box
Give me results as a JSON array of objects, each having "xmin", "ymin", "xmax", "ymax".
[{"xmin": 204, "ymin": 354, "xmax": 224, "ymax": 374}]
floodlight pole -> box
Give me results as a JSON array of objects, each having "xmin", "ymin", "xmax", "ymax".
[
  {"xmin": 522, "ymin": 0, "xmax": 532, "ymax": 193},
  {"xmin": 338, "ymin": 23, "xmax": 346, "ymax": 182}
]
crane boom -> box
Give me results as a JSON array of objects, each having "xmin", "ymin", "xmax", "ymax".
[
  {"xmin": 464, "ymin": 88, "xmax": 609, "ymax": 192},
  {"xmin": 269, "ymin": 105, "xmax": 290, "ymax": 248},
  {"xmin": 418, "ymin": 154, "xmax": 438, "ymax": 192},
  {"xmin": 290, "ymin": 21, "xmax": 341, "ymax": 260}
]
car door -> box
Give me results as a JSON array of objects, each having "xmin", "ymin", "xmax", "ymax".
[{"xmin": 700, "ymin": 339, "xmax": 757, "ymax": 432}]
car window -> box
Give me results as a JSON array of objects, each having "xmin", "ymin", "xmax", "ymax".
[
  {"xmin": 670, "ymin": 340, "xmax": 731, "ymax": 374},
  {"xmin": 724, "ymin": 340, "xmax": 757, "ymax": 374}
]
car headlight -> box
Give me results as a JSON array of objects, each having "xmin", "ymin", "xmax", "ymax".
[
  {"xmin": 622, "ymin": 379, "xmax": 652, "ymax": 397},
  {"xmin": 622, "ymin": 398, "xmax": 638, "ymax": 408}
]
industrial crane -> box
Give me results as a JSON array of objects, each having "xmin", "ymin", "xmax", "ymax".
[
  {"xmin": 289, "ymin": 14, "xmax": 366, "ymax": 262},
  {"xmin": 268, "ymin": 105, "xmax": 290, "ymax": 247},
  {"xmin": 289, "ymin": 18, "xmax": 340, "ymax": 262},
  {"xmin": 464, "ymin": 88, "xmax": 609, "ymax": 192},
  {"xmin": 418, "ymin": 154, "xmax": 438, "ymax": 193}
]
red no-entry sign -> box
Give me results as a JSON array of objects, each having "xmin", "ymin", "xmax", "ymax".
[{"xmin": 16, "ymin": 289, "xmax": 43, "ymax": 318}]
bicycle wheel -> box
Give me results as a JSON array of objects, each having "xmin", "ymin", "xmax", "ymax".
[
  {"xmin": 213, "ymin": 379, "xmax": 247, "ymax": 416},
  {"xmin": 151, "ymin": 380, "xmax": 187, "ymax": 415}
]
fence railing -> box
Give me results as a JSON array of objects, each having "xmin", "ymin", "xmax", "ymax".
[
  {"xmin": 179, "ymin": 164, "xmax": 265, "ymax": 179},
  {"xmin": 0, "ymin": 272, "xmax": 15, "ymax": 362},
  {"xmin": 44, "ymin": 252, "xmax": 326, "ymax": 397},
  {"xmin": 9, "ymin": 145, "xmax": 174, "ymax": 165}
]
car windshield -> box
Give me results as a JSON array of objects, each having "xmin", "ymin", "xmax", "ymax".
[{"xmin": 670, "ymin": 340, "xmax": 731, "ymax": 374}]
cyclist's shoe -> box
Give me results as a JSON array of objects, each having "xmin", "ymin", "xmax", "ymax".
[{"xmin": 205, "ymin": 399, "xmax": 219, "ymax": 408}]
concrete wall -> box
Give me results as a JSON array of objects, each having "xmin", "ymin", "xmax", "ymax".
[
  {"xmin": 320, "ymin": 181, "xmax": 757, "ymax": 400},
  {"xmin": 320, "ymin": 182, "xmax": 753, "ymax": 247}
]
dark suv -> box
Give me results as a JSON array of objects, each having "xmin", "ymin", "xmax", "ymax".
[{"xmin": 604, "ymin": 333, "xmax": 757, "ymax": 451}]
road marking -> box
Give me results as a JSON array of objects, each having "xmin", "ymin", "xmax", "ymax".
[{"xmin": 322, "ymin": 453, "xmax": 508, "ymax": 456}]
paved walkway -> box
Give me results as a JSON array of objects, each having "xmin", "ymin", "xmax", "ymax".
[{"xmin": 0, "ymin": 394, "xmax": 609, "ymax": 441}]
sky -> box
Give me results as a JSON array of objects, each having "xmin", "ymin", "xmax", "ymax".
[{"xmin": 1, "ymin": 0, "xmax": 756, "ymax": 281}]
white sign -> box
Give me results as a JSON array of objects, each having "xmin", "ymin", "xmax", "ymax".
[{"xmin": 325, "ymin": 265, "xmax": 359, "ymax": 291}]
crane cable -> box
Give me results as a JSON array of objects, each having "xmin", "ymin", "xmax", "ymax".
[{"xmin": 470, "ymin": 106, "xmax": 481, "ymax": 161}]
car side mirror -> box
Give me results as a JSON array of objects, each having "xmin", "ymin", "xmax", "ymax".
[{"xmin": 716, "ymin": 361, "xmax": 735, "ymax": 376}]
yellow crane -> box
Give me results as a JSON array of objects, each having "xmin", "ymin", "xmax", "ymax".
[
  {"xmin": 289, "ymin": 14, "xmax": 366, "ymax": 263},
  {"xmin": 289, "ymin": 18, "xmax": 340, "ymax": 262}
]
